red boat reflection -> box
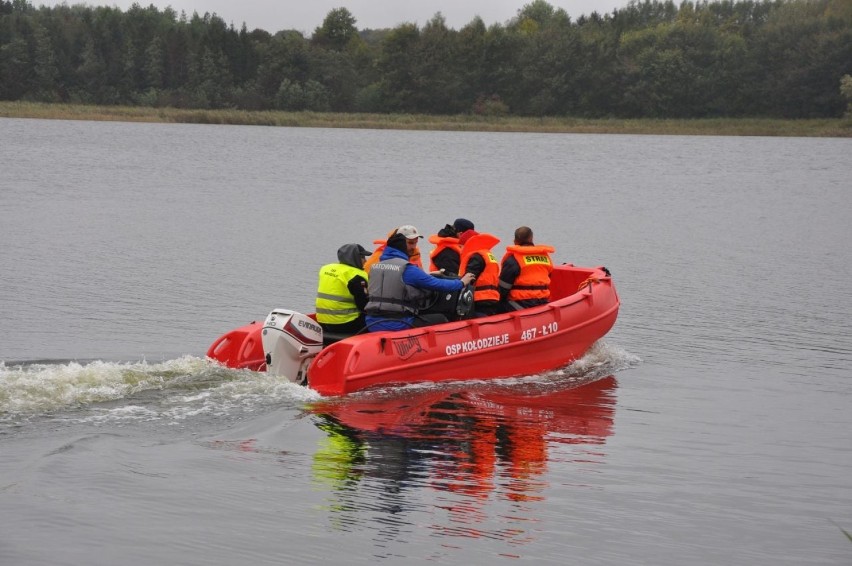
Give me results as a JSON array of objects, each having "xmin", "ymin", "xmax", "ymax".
[{"xmin": 308, "ymin": 375, "xmax": 618, "ymax": 503}]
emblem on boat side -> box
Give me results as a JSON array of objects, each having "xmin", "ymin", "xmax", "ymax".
[{"xmin": 393, "ymin": 336, "xmax": 425, "ymax": 360}]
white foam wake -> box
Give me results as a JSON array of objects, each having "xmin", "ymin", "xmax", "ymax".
[{"xmin": 0, "ymin": 356, "xmax": 318, "ymax": 419}]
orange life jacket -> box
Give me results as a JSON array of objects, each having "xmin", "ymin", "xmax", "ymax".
[
  {"xmin": 459, "ymin": 233, "xmax": 501, "ymax": 302},
  {"xmin": 501, "ymin": 244, "xmax": 554, "ymax": 302},
  {"xmin": 427, "ymin": 234, "xmax": 461, "ymax": 272},
  {"xmin": 363, "ymin": 239, "xmax": 386, "ymax": 273}
]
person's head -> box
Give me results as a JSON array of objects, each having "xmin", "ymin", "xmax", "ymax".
[
  {"xmin": 337, "ymin": 243, "xmax": 371, "ymax": 269},
  {"xmin": 386, "ymin": 232, "xmax": 409, "ymax": 255},
  {"xmin": 437, "ymin": 224, "xmax": 458, "ymax": 238},
  {"xmin": 453, "ymin": 218, "xmax": 474, "ymax": 233},
  {"xmin": 395, "ymin": 225, "xmax": 422, "ymax": 256},
  {"xmin": 514, "ymin": 226, "xmax": 534, "ymax": 245}
]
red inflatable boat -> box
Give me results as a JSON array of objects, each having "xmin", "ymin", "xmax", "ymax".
[{"xmin": 207, "ymin": 264, "xmax": 619, "ymax": 396}]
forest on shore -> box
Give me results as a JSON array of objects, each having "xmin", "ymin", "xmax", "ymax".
[{"xmin": 2, "ymin": 0, "xmax": 851, "ymax": 120}]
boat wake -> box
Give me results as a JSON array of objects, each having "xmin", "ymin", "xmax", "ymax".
[
  {"xmin": 0, "ymin": 341, "xmax": 639, "ymax": 425},
  {"xmin": 344, "ymin": 340, "xmax": 641, "ymax": 399},
  {"xmin": 558, "ymin": 340, "xmax": 641, "ymax": 380},
  {"xmin": 0, "ymin": 356, "xmax": 319, "ymax": 425}
]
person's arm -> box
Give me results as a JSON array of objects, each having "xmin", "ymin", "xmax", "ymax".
[
  {"xmin": 433, "ymin": 249, "xmax": 460, "ymax": 275},
  {"xmin": 465, "ymin": 254, "xmax": 485, "ymax": 278},
  {"xmin": 347, "ymin": 275, "xmax": 369, "ymax": 312},
  {"xmin": 498, "ymin": 256, "xmax": 520, "ymax": 302},
  {"xmin": 403, "ymin": 265, "xmax": 469, "ymax": 292}
]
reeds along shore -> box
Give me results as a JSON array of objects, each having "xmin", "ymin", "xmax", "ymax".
[{"xmin": 2, "ymin": 101, "xmax": 850, "ymax": 137}]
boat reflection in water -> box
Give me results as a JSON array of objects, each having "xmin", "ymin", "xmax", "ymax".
[{"xmin": 308, "ymin": 376, "xmax": 618, "ymax": 544}]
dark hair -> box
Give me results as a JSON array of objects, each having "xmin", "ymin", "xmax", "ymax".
[
  {"xmin": 386, "ymin": 232, "xmax": 409, "ymax": 253},
  {"xmin": 514, "ymin": 226, "xmax": 534, "ymax": 245},
  {"xmin": 437, "ymin": 224, "xmax": 458, "ymax": 238}
]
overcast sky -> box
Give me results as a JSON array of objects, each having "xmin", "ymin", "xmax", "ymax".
[{"xmin": 36, "ymin": 1, "xmax": 632, "ymax": 34}]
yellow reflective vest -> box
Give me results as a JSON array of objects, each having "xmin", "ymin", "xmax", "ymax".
[{"xmin": 315, "ymin": 263, "xmax": 368, "ymax": 324}]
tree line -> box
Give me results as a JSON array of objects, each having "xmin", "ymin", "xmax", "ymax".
[{"xmin": 1, "ymin": 0, "xmax": 851, "ymax": 118}]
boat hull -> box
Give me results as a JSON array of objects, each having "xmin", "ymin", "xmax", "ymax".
[
  {"xmin": 206, "ymin": 265, "xmax": 619, "ymax": 396},
  {"xmin": 308, "ymin": 267, "xmax": 618, "ymax": 395},
  {"xmin": 206, "ymin": 320, "xmax": 266, "ymax": 370}
]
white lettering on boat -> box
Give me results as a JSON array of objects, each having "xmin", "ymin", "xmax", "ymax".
[
  {"xmin": 520, "ymin": 321, "xmax": 559, "ymax": 341},
  {"xmin": 445, "ymin": 333, "xmax": 511, "ymax": 356}
]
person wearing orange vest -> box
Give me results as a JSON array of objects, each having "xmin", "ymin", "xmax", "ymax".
[
  {"xmin": 458, "ymin": 229, "xmax": 501, "ymax": 317},
  {"xmin": 427, "ymin": 218, "xmax": 475, "ymax": 275},
  {"xmin": 364, "ymin": 226, "xmax": 423, "ymax": 273},
  {"xmin": 428, "ymin": 224, "xmax": 462, "ymax": 274},
  {"xmin": 497, "ymin": 226, "xmax": 554, "ymax": 312}
]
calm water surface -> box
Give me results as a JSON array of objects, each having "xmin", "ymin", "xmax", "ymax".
[{"xmin": 1, "ymin": 118, "xmax": 850, "ymax": 565}]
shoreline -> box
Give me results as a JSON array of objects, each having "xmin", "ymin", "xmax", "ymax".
[{"xmin": 2, "ymin": 101, "xmax": 850, "ymax": 137}]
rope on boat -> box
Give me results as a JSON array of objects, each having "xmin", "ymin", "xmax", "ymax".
[
  {"xmin": 578, "ymin": 277, "xmax": 600, "ymax": 291},
  {"xmin": 577, "ymin": 267, "xmax": 611, "ymax": 292}
]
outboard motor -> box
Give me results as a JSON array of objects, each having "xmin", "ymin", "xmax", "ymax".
[{"xmin": 261, "ymin": 309, "xmax": 324, "ymax": 385}]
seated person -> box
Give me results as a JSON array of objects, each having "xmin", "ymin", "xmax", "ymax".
[
  {"xmin": 366, "ymin": 231, "xmax": 474, "ymax": 331},
  {"xmin": 428, "ymin": 223, "xmax": 462, "ymax": 275},
  {"xmin": 498, "ymin": 226, "xmax": 555, "ymax": 312},
  {"xmin": 364, "ymin": 225, "xmax": 423, "ymax": 272},
  {"xmin": 426, "ymin": 218, "xmax": 475, "ymax": 275},
  {"xmin": 458, "ymin": 229, "xmax": 501, "ymax": 317},
  {"xmin": 315, "ymin": 243, "xmax": 371, "ymax": 335}
]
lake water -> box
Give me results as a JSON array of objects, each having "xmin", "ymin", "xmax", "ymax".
[{"xmin": 1, "ymin": 117, "xmax": 851, "ymax": 565}]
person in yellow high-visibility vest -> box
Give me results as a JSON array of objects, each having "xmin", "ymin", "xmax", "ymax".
[{"xmin": 315, "ymin": 243, "xmax": 371, "ymax": 335}]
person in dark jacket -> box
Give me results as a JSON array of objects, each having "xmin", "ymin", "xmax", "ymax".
[
  {"xmin": 366, "ymin": 231, "xmax": 475, "ymax": 332},
  {"xmin": 428, "ymin": 223, "xmax": 462, "ymax": 275},
  {"xmin": 428, "ymin": 218, "xmax": 476, "ymax": 275},
  {"xmin": 497, "ymin": 226, "xmax": 555, "ymax": 312},
  {"xmin": 458, "ymin": 229, "xmax": 501, "ymax": 317},
  {"xmin": 315, "ymin": 243, "xmax": 371, "ymax": 334}
]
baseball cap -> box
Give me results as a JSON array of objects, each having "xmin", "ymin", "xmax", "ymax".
[
  {"xmin": 356, "ymin": 244, "xmax": 371, "ymax": 256},
  {"xmin": 396, "ymin": 225, "xmax": 423, "ymax": 240}
]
